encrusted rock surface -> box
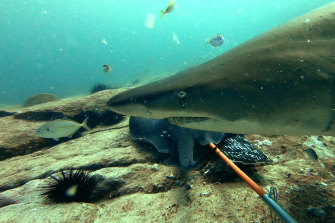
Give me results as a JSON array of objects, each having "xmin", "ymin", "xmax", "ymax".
[
  {"xmin": 0, "ymin": 91, "xmax": 334, "ymax": 222},
  {"xmin": 23, "ymin": 93, "xmax": 60, "ymax": 107},
  {"xmin": 0, "ymin": 90, "xmax": 125, "ymax": 160}
]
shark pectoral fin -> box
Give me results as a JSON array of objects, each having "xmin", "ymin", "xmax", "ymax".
[
  {"xmin": 161, "ymin": 142, "xmax": 179, "ymax": 166},
  {"xmin": 163, "ymin": 153, "xmax": 179, "ymax": 166},
  {"xmin": 53, "ymin": 138, "xmax": 59, "ymax": 141},
  {"xmin": 129, "ymin": 116, "xmax": 173, "ymax": 153},
  {"xmin": 176, "ymin": 135, "xmax": 195, "ymax": 168}
]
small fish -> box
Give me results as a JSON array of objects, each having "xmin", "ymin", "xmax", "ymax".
[
  {"xmin": 101, "ymin": 38, "xmax": 108, "ymax": 45},
  {"xmin": 161, "ymin": 0, "xmax": 176, "ymax": 20},
  {"xmin": 172, "ymin": 32, "xmax": 180, "ymax": 44},
  {"xmin": 206, "ymin": 34, "xmax": 224, "ymax": 47},
  {"xmin": 103, "ymin": 64, "xmax": 112, "ymax": 73},
  {"xmin": 34, "ymin": 117, "xmax": 90, "ymax": 141}
]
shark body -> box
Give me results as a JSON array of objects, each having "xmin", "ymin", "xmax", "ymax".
[{"xmin": 108, "ymin": 3, "xmax": 335, "ymax": 136}]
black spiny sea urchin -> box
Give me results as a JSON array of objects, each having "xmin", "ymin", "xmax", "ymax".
[
  {"xmin": 90, "ymin": 83, "xmax": 111, "ymax": 94},
  {"xmin": 40, "ymin": 169, "xmax": 97, "ymax": 203}
]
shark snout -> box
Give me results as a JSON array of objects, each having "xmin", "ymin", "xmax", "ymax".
[{"xmin": 107, "ymin": 92, "xmax": 133, "ymax": 108}]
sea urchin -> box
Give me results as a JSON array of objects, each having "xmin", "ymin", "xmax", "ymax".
[
  {"xmin": 90, "ymin": 83, "xmax": 111, "ymax": 94},
  {"xmin": 40, "ymin": 169, "xmax": 97, "ymax": 203}
]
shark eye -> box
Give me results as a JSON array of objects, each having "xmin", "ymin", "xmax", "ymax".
[{"xmin": 178, "ymin": 91, "xmax": 187, "ymax": 99}]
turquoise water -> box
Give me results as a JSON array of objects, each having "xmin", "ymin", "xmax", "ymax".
[{"xmin": 0, "ymin": 0, "xmax": 332, "ymax": 104}]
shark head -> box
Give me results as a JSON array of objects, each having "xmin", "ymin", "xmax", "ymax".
[
  {"xmin": 107, "ymin": 68, "xmax": 224, "ymax": 121},
  {"xmin": 108, "ymin": 2, "xmax": 335, "ymax": 136}
]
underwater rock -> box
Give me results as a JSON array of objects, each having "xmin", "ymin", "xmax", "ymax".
[
  {"xmin": 0, "ymin": 116, "xmax": 50, "ymax": 161},
  {"xmin": 0, "ymin": 117, "xmax": 334, "ymax": 222},
  {"xmin": 23, "ymin": 93, "xmax": 59, "ymax": 107},
  {"xmin": 2, "ymin": 2, "xmax": 335, "ymax": 222},
  {"xmin": 0, "ymin": 90, "xmax": 126, "ymax": 160},
  {"xmin": 0, "ymin": 123, "xmax": 173, "ymax": 192},
  {"xmin": 14, "ymin": 111, "xmax": 65, "ymax": 121},
  {"xmin": 0, "ymin": 196, "xmax": 17, "ymax": 208}
]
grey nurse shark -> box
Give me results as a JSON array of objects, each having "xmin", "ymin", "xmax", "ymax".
[{"xmin": 108, "ymin": 2, "xmax": 335, "ymax": 136}]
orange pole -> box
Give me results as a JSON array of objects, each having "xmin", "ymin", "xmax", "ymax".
[
  {"xmin": 209, "ymin": 143, "xmax": 266, "ymax": 197},
  {"xmin": 209, "ymin": 143, "xmax": 297, "ymax": 222}
]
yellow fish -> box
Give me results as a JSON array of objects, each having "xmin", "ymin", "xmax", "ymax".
[
  {"xmin": 103, "ymin": 64, "xmax": 112, "ymax": 74},
  {"xmin": 161, "ymin": 0, "xmax": 176, "ymax": 20}
]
